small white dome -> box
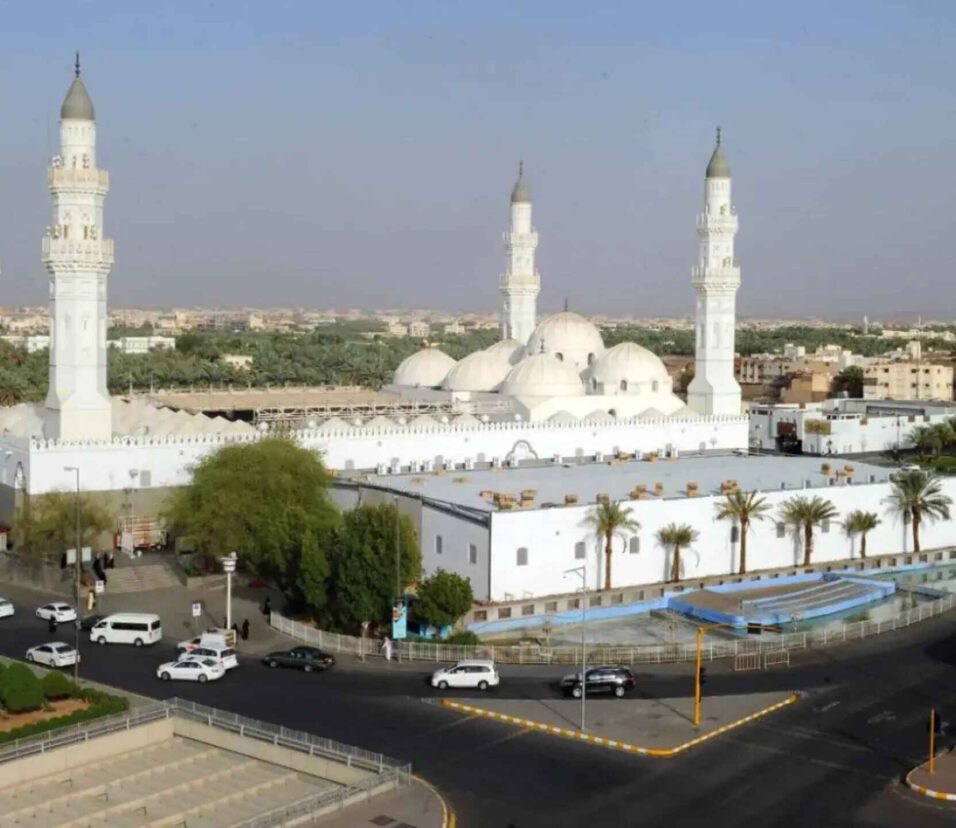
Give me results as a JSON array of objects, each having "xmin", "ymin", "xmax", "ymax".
[
  {"xmin": 393, "ymin": 347, "xmax": 457, "ymax": 388},
  {"xmin": 443, "ymin": 349, "xmax": 512, "ymax": 392},
  {"xmin": 485, "ymin": 338, "xmax": 525, "ymax": 366},
  {"xmin": 587, "ymin": 342, "xmax": 671, "ymax": 395},
  {"xmin": 500, "ymin": 353, "xmax": 586, "ymax": 398},
  {"xmin": 526, "ymin": 312, "xmax": 605, "ymax": 373}
]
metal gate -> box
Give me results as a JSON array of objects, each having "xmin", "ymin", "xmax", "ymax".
[
  {"xmin": 734, "ymin": 652, "xmax": 761, "ymax": 672},
  {"xmin": 763, "ymin": 650, "xmax": 791, "ymax": 669}
]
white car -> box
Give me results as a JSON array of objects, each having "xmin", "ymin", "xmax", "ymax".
[
  {"xmin": 26, "ymin": 642, "xmax": 80, "ymax": 668},
  {"xmin": 181, "ymin": 644, "xmax": 239, "ymax": 670},
  {"xmin": 156, "ymin": 657, "xmax": 225, "ymax": 683},
  {"xmin": 0, "ymin": 598, "xmax": 14, "ymax": 618},
  {"xmin": 35, "ymin": 603, "xmax": 77, "ymax": 623},
  {"xmin": 430, "ymin": 660, "xmax": 499, "ymax": 691}
]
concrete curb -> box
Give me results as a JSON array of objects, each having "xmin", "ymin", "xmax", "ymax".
[
  {"xmin": 412, "ymin": 774, "xmax": 457, "ymax": 828},
  {"xmin": 905, "ymin": 765, "xmax": 956, "ymax": 802},
  {"xmin": 439, "ymin": 694, "xmax": 800, "ymax": 758}
]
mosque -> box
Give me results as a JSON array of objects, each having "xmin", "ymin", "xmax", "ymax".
[{"xmin": 0, "ymin": 61, "xmax": 748, "ymax": 536}]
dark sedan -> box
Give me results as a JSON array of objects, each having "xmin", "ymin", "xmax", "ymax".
[
  {"xmin": 80, "ymin": 614, "xmax": 106, "ymax": 631},
  {"xmin": 560, "ymin": 666, "xmax": 636, "ymax": 698},
  {"xmin": 261, "ymin": 646, "xmax": 335, "ymax": 673}
]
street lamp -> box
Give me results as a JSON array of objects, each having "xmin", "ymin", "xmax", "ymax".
[
  {"xmin": 220, "ymin": 552, "xmax": 238, "ymax": 633},
  {"xmin": 563, "ymin": 561, "xmax": 588, "ymax": 733},
  {"xmin": 63, "ymin": 466, "xmax": 81, "ymax": 683}
]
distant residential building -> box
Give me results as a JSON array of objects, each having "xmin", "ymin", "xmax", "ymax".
[
  {"xmin": 109, "ymin": 336, "xmax": 176, "ymax": 354},
  {"xmin": 443, "ymin": 320, "xmax": 465, "ymax": 335},
  {"xmin": 407, "ymin": 320, "xmax": 431, "ymax": 338},
  {"xmin": 222, "ymin": 354, "xmax": 254, "ymax": 371},
  {"xmin": 385, "ymin": 321, "xmax": 408, "ymax": 337},
  {"xmin": 1, "ymin": 334, "xmax": 50, "ymax": 353},
  {"xmin": 780, "ymin": 371, "xmax": 833, "ymax": 405},
  {"xmin": 862, "ymin": 361, "xmax": 953, "ymax": 401}
]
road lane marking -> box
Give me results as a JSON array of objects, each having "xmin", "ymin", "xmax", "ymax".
[{"xmin": 722, "ymin": 735, "xmax": 888, "ymax": 780}]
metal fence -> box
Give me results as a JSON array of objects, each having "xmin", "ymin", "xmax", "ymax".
[{"xmin": 272, "ymin": 591, "xmax": 956, "ymax": 666}]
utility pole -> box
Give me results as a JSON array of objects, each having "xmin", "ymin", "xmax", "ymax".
[
  {"xmin": 564, "ymin": 561, "xmax": 588, "ymax": 733},
  {"xmin": 64, "ymin": 466, "xmax": 81, "ymax": 684}
]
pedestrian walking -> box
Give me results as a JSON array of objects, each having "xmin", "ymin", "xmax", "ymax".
[
  {"xmin": 381, "ymin": 635, "xmax": 392, "ymax": 662},
  {"xmin": 48, "ymin": 615, "xmax": 58, "ymax": 634},
  {"xmin": 262, "ymin": 596, "xmax": 272, "ymax": 617},
  {"xmin": 241, "ymin": 619, "xmax": 250, "ymax": 641}
]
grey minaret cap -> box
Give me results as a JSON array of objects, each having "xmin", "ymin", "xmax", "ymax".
[
  {"xmin": 510, "ymin": 161, "xmax": 531, "ymax": 203},
  {"xmin": 61, "ymin": 53, "xmax": 95, "ymax": 121},
  {"xmin": 705, "ymin": 127, "xmax": 730, "ymax": 178}
]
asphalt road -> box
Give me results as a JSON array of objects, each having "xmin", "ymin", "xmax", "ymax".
[{"xmin": 4, "ymin": 593, "xmax": 956, "ymax": 827}]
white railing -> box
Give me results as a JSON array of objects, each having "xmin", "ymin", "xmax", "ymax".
[{"xmin": 272, "ymin": 591, "xmax": 956, "ymax": 666}]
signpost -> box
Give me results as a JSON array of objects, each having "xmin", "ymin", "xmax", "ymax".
[
  {"xmin": 191, "ymin": 601, "xmax": 202, "ymax": 635},
  {"xmin": 391, "ymin": 599, "xmax": 407, "ymax": 641}
]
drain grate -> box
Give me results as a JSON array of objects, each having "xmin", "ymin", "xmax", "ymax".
[{"xmin": 370, "ymin": 817, "xmax": 396, "ymax": 826}]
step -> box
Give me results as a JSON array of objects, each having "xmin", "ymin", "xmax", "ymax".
[{"xmin": 103, "ymin": 565, "xmax": 181, "ymax": 593}]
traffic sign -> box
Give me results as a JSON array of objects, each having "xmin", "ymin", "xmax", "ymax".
[
  {"xmin": 94, "ymin": 580, "xmax": 105, "ymax": 594},
  {"xmin": 191, "ymin": 601, "xmax": 203, "ymax": 618}
]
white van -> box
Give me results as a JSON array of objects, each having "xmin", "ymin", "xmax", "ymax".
[{"xmin": 91, "ymin": 613, "xmax": 162, "ymax": 646}]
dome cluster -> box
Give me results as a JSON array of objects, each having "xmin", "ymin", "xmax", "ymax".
[{"xmin": 391, "ymin": 312, "xmax": 677, "ymax": 411}]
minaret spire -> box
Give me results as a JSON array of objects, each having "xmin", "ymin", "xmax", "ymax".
[
  {"xmin": 500, "ymin": 163, "xmax": 540, "ymax": 345},
  {"xmin": 687, "ymin": 132, "xmax": 741, "ymax": 416},
  {"xmin": 74, "ymin": 51, "xmax": 81, "ymax": 78}
]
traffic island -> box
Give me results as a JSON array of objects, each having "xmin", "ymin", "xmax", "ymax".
[
  {"xmin": 906, "ymin": 752, "xmax": 956, "ymax": 802},
  {"xmin": 440, "ymin": 691, "xmax": 799, "ymax": 757}
]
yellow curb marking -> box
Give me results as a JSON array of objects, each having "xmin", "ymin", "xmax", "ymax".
[
  {"xmin": 412, "ymin": 773, "xmax": 457, "ymax": 828},
  {"xmin": 439, "ymin": 694, "xmax": 800, "ymax": 758},
  {"xmin": 904, "ymin": 767, "xmax": 956, "ymax": 803}
]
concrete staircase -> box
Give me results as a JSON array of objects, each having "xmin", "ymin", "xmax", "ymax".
[
  {"xmin": 102, "ymin": 564, "xmax": 182, "ymax": 594},
  {"xmin": 0, "ymin": 736, "xmax": 340, "ymax": 827}
]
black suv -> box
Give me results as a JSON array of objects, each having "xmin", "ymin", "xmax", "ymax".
[{"xmin": 560, "ymin": 666, "xmax": 635, "ymax": 698}]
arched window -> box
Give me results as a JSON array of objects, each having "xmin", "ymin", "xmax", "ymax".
[
  {"xmin": 730, "ymin": 526, "xmax": 740, "ymax": 543},
  {"xmin": 587, "ymin": 353, "xmax": 595, "ymax": 365},
  {"xmin": 651, "ymin": 380, "xmax": 659, "ymax": 392},
  {"xmin": 574, "ymin": 542, "xmax": 585, "ymax": 560},
  {"xmin": 591, "ymin": 378, "xmax": 598, "ymax": 391},
  {"xmin": 629, "ymin": 536, "xmax": 640, "ymax": 554},
  {"xmin": 516, "ymin": 547, "xmax": 529, "ymax": 566},
  {"xmin": 620, "ymin": 380, "xmax": 628, "ymax": 392}
]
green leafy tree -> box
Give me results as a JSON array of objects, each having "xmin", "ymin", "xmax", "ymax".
[
  {"xmin": 843, "ymin": 510, "xmax": 881, "ymax": 559},
  {"xmin": 716, "ymin": 490, "xmax": 772, "ymax": 575},
  {"xmin": 656, "ymin": 523, "xmax": 699, "ymax": 582},
  {"xmin": 832, "ymin": 366, "xmax": 864, "ymax": 398},
  {"xmin": 328, "ymin": 503, "xmax": 420, "ymax": 632},
  {"xmin": 0, "ymin": 663, "xmax": 44, "ymax": 713},
  {"xmin": 886, "ymin": 470, "xmax": 952, "ymax": 553},
  {"xmin": 297, "ymin": 528, "xmax": 331, "ymax": 612},
  {"xmin": 12, "ymin": 491, "xmax": 113, "ymax": 558},
  {"xmin": 415, "ymin": 569, "xmax": 474, "ymax": 628},
  {"xmin": 779, "ymin": 496, "xmax": 839, "ymax": 566},
  {"xmin": 583, "ymin": 502, "xmax": 641, "ymax": 590},
  {"xmin": 165, "ymin": 439, "xmax": 340, "ymax": 595}
]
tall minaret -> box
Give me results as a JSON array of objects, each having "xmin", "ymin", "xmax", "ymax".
[
  {"xmin": 499, "ymin": 163, "xmax": 540, "ymax": 344},
  {"xmin": 43, "ymin": 54, "xmax": 114, "ymax": 441},
  {"xmin": 687, "ymin": 129, "xmax": 742, "ymax": 416}
]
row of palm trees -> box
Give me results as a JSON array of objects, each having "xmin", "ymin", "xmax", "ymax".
[{"xmin": 585, "ymin": 470, "xmax": 952, "ymax": 591}]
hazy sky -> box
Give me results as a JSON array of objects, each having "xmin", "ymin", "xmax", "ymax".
[{"xmin": 1, "ymin": 1, "xmax": 954, "ymax": 318}]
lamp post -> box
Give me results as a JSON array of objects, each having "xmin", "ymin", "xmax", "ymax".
[
  {"xmin": 221, "ymin": 552, "xmax": 238, "ymax": 634},
  {"xmin": 63, "ymin": 466, "xmax": 81, "ymax": 683},
  {"xmin": 563, "ymin": 561, "xmax": 588, "ymax": 733}
]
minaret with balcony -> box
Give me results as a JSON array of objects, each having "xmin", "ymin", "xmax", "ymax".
[
  {"xmin": 43, "ymin": 55, "xmax": 114, "ymax": 441},
  {"xmin": 499, "ymin": 163, "xmax": 540, "ymax": 345},
  {"xmin": 687, "ymin": 129, "xmax": 742, "ymax": 416}
]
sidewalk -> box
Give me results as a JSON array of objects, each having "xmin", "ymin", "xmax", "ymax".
[
  {"xmin": 439, "ymin": 691, "xmax": 798, "ymax": 756},
  {"xmin": 314, "ymin": 778, "xmax": 450, "ymax": 827},
  {"xmin": 906, "ymin": 751, "xmax": 956, "ymax": 802}
]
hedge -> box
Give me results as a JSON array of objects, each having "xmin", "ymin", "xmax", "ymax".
[
  {"xmin": 0, "ymin": 663, "xmax": 44, "ymax": 713},
  {"xmin": 0, "ymin": 688, "xmax": 130, "ymax": 746},
  {"xmin": 41, "ymin": 672, "xmax": 77, "ymax": 701}
]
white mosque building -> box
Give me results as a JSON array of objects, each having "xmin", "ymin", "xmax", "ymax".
[{"xmin": 0, "ymin": 60, "xmax": 747, "ymax": 522}]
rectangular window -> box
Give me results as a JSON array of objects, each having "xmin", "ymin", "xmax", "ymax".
[
  {"xmin": 497, "ymin": 607, "xmax": 511, "ymax": 619},
  {"xmin": 545, "ymin": 601, "xmax": 557, "ymax": 613},
  {"xmin": 821, "ymin": 520, "xmax": 830, "ymax": 533},
  {"xmin": 139, "ymin": 470, "xmax": 152, "ymax": 487},
  {"xmin": 521, "ymin": 604, "xmax": 535, "ymax": 616},
  {"xmin": 574, "ymin": 541, "xmax": 586, "ymax": 560},
  {"xmin": 629, "ymin": 537, "xmax": 640, "ymax": 554},
  {"xmin": 469, "ymin": 543, "xmax": 478, "ymax": 565},
  {"xmin": 516, "ymin": 546, "xmax": 528, "ymax": 566},
  {"xmin": 435, "ymin": 535, "xmax": 443, "ymax": 555},
  {"xmin": 776, "ymin": 523, "xmax": 785, "ymax": 538}
]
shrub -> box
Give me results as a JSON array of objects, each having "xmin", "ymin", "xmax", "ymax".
[
  {"xmin": 444, "ymin": 630, "xmax": 480, "ymax": 646},
  {"xmin": 0, "ymin": 663, "xmax": 44, "ymax": 713},
  {"xmin": 0, "ymin": 689, "xmax": 129, "ymax": 745},
  {"xmin": 41, "ymin": 671, "xmax": 77, "ymax": 701}
]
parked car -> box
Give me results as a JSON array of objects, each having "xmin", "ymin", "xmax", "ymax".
[
  {"xmin": 26, "ymin": 642, "xmax": 80, "ymax": 668},
  {"xmin": 182, "ymin": 643, "xmax": 239, "ymax": 670},
  {"xmin": 156, "ymin": 657, "xmax": 224, "ymax": 683},
  {"xmin": 431, "ymin": 660, "xmax": 499, "ymax": 691},
  {"xmin": 80, "ymin": 613, "xmax": 106, "ymax": 631},
  {"xmin": 177, "ymin": 632, "xmax": 229, "ymax": 654},
  {"xmin": 261, "ymin": 646, "xmax": 334, "ymax": 672},
  {"xmin": 0, "ymin": 598, "xmax": 14, "ymax": 618},
  {"xmin": 560, "ymin": 666, "xmax": 636, "ymax": 699},
  {"xmin": 35, "ymin": 603, "xmax": 77, "ymax": 623}
]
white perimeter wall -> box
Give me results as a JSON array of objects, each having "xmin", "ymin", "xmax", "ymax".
[{"xmin": 483, "ymin": 478, "xmax": 956, "ymax": 601}]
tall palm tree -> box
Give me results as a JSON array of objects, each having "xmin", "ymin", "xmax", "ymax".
[
  {"xmin": 843, "ymin": 510, "xmax": 881, "ymax": 559},
  {"xmin": 584, "ymin": 502, "xmax": 641, "ymax": 591},
  {"xmin": 779, "ymin": 496, "xmax": 839, "ymax": 567},
  {"xmin": 886, "ymin": 470, "xmax": 952, "ymax": 553},
  {"xmin": 716, "ymin": 490, "xmax": 772, "ymax": 575},
  {"xmin": 656, "ymin": 523, "xmax": 699, "ymax": 583}
]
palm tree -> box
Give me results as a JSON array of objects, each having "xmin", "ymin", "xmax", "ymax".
[
  {"xmin": 843, "ymin": 510, "xmax": 881, "ymax": 559},
  {"xmin": 583, "ymin": 502, "xmax": 641, "ymax": 591},
  {"xmin": 779, "ymin": 496, "xmax": 839, "ymax": 567},
  {"xmin": 656, "ymin": 523, "xmax": 699, "ymax": 582},
  {"xmin": 716, "ymin": 490, "xmax": 772, "ymax": 575},
  {"xmin": 886, "ymin": 470, "xmax": 952, "ymax": 553}
]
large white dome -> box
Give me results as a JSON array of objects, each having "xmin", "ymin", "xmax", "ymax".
[
  {"xmin": 442, "ymin": 349, "xmax": 512, "ymax": 392},
  {"xmin": 587, "ymin": 342, "xmax": 672, "ymax": 395},
  {"xmin": 485, "ymin": 338, "xmax": 525, "ymax": 366},
  {"xmin": 526, "ymin": 312, "xmax": 605, "ymax": 373},
  {"xmin": 499, "ymin": 353, "xmax": 586, "ymax": 398},
  {"xmin": 393, "ymin": 347, "xmax": 456, "ymax": 388}
]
